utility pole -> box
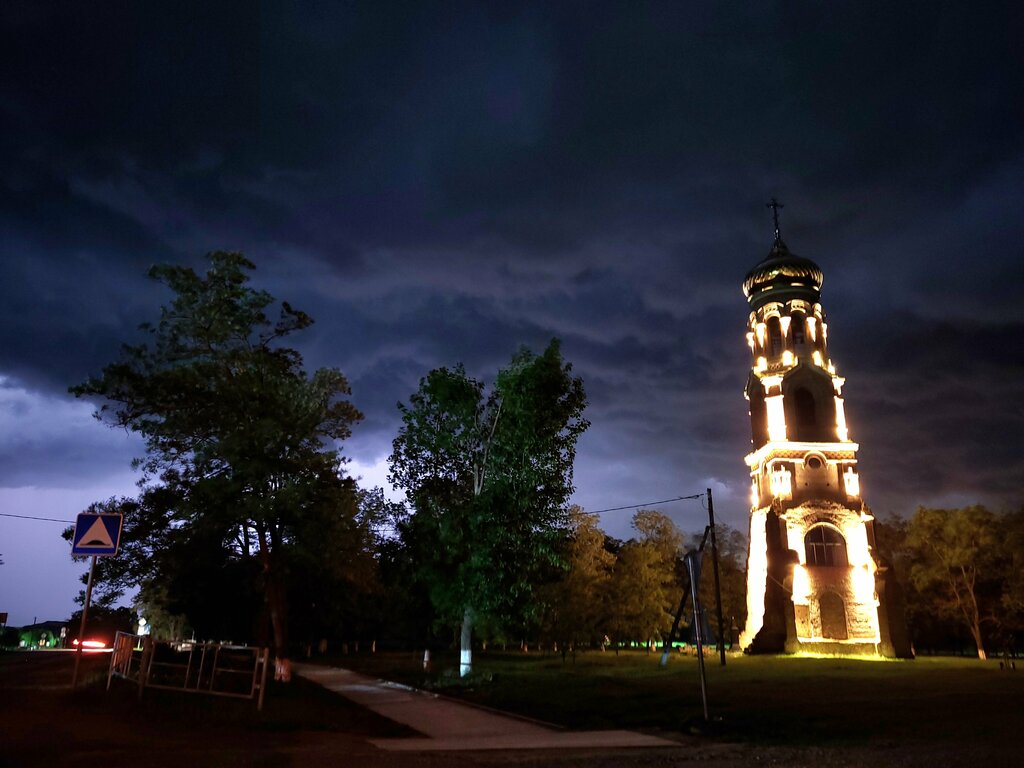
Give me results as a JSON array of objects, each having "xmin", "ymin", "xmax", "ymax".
[{"xmin": 707, "ymin": 487, "xmax": 727, "ymax": 666}]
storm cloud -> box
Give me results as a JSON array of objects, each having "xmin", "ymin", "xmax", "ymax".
[{"xmin": 1, "ymin": 1, "xmax": 1022, "ymax": 623}]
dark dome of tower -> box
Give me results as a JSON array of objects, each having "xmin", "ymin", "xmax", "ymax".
[{"xmin": 742, "ymin": 236, "xmax": 824, "ymax": 310}]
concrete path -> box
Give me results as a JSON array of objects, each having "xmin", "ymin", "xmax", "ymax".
[{"xmin": 293, "ymin": 663, "xmax": 680, "ymax": 752}]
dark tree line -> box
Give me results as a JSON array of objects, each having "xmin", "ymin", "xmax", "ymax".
[
  {"xmin": 877, "ymin": 506, "xmax": 1024, "ymax": 659},
  {"xmin": 537, "ymin": 508, "xmax": 747, "ymax": 655}
]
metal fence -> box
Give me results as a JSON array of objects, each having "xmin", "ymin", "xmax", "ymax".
[{"xmin": 107, "ymin": 632, "xmax": 271, "ymax": 710}]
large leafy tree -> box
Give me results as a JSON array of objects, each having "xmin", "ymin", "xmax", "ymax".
[
  {"xmin": 72, "ymin": 252, "xmax": 362, "ymax": 676},
  {"xmin": 873, "ymin": 513, "xmax": 954, "ymax": 654},
  {"xmin": 1000, "ymin": 509, "xmax": 1024, "ymax": 642},
  {"xmin": 606, "ymin": 541, "xmax": 671, "ymax": 647},
  {"xmin": 539, "ymin": 506, "xmax": 616, "ymax": 653},
  {"xmin": 905, "ymin": 505, "xmax": 1008, "ymax": 659},
  {"xmin": 689, "ymin": 522, "xmax": 748, "ymax": 640},
  {"xmin": 289, "ymin": 486, "xmax": 402, "ymax": 648},
  {"xmin": 633, "ymin": 510, "xmax": 684, "ymax": 564},
  {"xmin": 389, "ymin": 340, "xmax": 588, "ymax": 674},
  {"xmin": 605, "ymin": 510, "xmax": 683, "ymax": 647}
]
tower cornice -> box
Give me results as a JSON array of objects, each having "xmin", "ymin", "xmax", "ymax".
[{"xmin": 745, "ymin": 441, "xmax": 859, "ymax": 470}]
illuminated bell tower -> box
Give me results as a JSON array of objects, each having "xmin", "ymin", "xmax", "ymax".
[{"xmin": 738, "ymin": 201, "xmax": 909, "ymax": 657}]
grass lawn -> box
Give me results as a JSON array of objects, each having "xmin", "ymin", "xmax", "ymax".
[{"xmin": 323, "ymin": 648, "xmax": 1024, "ymax": 750}]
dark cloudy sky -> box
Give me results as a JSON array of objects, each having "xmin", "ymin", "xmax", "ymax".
[{"xmin": 2, "ymin": 2, "xmax": 1022, "ymax": 626}]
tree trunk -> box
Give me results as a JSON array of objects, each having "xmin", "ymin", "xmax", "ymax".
[
  {"xmin": 970, "ymin": 618, "xmax": 987, "ymax": 660},
  {"xmin": 955, "ymin": 571, "xmax": 987, "ymax": 661},
  {"xmin": 966, "ymin": 575, "xmax": 987, "ymax": 660},
  {"xmin": 267, "ymin": 571, "xmax": 291, "ymax": 680},
  {"xmin": 258, "ymin": 527, "xmax": 290, "ymax": 683},
  {"xmin": 460, "ymin": 607, "xmax": 473, "ymax": 677}
]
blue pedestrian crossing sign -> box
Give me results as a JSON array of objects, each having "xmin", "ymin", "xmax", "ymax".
[{"xmin": 71, "ymin": 513, "xmax": 123, "ymax": 557}]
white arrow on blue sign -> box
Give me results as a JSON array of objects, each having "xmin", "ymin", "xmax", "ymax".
[{"xmin": 71, "ymin": 513, "xmax": 123, "ymax": 557}]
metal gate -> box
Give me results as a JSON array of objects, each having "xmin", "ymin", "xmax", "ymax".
[{"xmin": 107, "ymin": 632, "xmax": 271, "ymax": 710}]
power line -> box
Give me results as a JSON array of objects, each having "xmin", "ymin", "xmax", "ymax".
[
  {"xmin": 3, "ymin": 493, "xmax": 708, "ymax": 523},
  {"xmin": 0, "ymin": 512, "xmax": 75, "ymax": 524},
  {"xmin": 588, "ymin": 493, "xmax": 704, "ymax": 515}
]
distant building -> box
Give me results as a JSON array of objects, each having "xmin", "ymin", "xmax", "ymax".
[
  {"xmin": 10, "ymin": 620, "xmax": 69, "ymax": 649},
  {"xmin": 738, "ymin": 210, "xmax": 911, "ymax": 657}
]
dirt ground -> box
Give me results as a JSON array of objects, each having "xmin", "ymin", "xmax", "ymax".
[{"xmin": 1, "ymin": 651, "xmax": 1018, "ymax": 768}]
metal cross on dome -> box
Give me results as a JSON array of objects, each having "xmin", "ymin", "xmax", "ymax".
[{"xmin": 766, "ymin": 197, "xmax": 784, "ymax": 243}]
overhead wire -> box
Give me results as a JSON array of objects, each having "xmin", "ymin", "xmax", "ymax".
[
  {"xmin": 5, "ymin": 493, "xmax": 711, "ymax": 525},
  {"xmin": 3, "ymin": 493, "xmax": 710, "ymax": 525},
  {"xmin": 0, "ymin": 512, "xmax": 75, "ymax": 523},
  {"xmin": 587, "ymin": 493, "xmax": 704, "ymax": 515}
]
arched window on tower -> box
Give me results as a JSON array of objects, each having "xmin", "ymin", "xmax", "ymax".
[
  {"xmin": 748, "ymin": 384, "xmax": 769, "ymax": 447},
  {"xmin": 804, "ymin": 525, "xmax": 848, "ymax": 567},
  {"xmin": 794, "ymin": 387, "xmax": 816, "ymax": 430},
  {"xmin": 791, "ymin": 312, "xmax": 806, "ymax": 346},
  {"xmin": 768, "ymin": 317, "xmax": 783, "ymax": 357}
]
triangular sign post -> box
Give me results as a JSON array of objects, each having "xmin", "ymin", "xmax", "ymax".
[
  {"xmin": 70, "ymin": 511, "xmax": 123, "ymax": 689},
  {"xmin": 71, "ymin": 513, "xmax": 123, "ymax": 557}
]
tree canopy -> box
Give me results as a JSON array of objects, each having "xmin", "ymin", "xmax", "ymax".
[
  {"xmin": 539, "ymin": 506, "xmax": 616, "ymax": 652},
  {"xmin": 902, "ymin": 505, "xmax": 1012, "ymax": 660},
  {"xmin": 388, "ymin": 339, "xmax": 588, "ymax": 673},
  {"xmin": 72, "ymin": 252, "xmax": 364, "ymax": 675}
]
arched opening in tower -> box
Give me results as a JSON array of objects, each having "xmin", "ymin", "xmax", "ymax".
[
  {"xmin": 804, "ymin": 524, "xmax": 848, "ymax": 567},
  {"xmin": 794, "ymin": 387, "xmax": 816, "ymax": 432},
  {"xmin": 767, "ymin": 317, "xmax": 783, "ymax": 357},
  {"xmin": 791, "ymin": 312, "xmax": 806, "ymax": 346},
  {"xmin": 818, "ymin": 592, "xmax": 849, "ymax": 640},
  {"xmin": 749, "ymin": 386, "xmax": 769, "ymax": 447}
]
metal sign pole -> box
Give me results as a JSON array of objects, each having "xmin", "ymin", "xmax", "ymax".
[
  {"xmin": 71, "ymin": 555, "xmax": 97, "ymax": 688},
  {"xmin": 686, "ymin": 553, "xmax": 710, "ymax": 722},
  {"xmin": 660, "ymin": 566, "xmax": 690, "ymax": 667}
]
